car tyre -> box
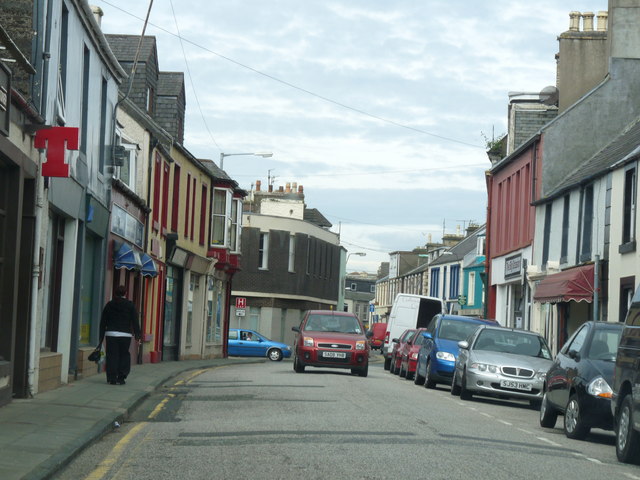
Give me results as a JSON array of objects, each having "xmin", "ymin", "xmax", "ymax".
[
  {"xmin": 424, "ymin": 359, "xmax": 436, "ymax": 389},
  {"xmin": 267, "ymin": 348, "xmax": 283, "ymax": 362},
  {"xmin": 414, "ymin": 366, "xmax": 425, "ymax": 385},
  {"xmin": 450, "ymin": 370, "xmax": 461, "ymax": 396},
  {"xmin": 459, "ymin": 370, "xmax": 472, "ymax": 400},
  {"xmin": 352, "ymin": 364, "xmax": 368, "ymax": 377},
  {"xmin": 616, "ymin": 394, "xmax": 640, "ymax": 464},
  {"xmin": 293, "ymin": 356, "xmax": 305, "ymax": 373},
  {"xmin": 539, "ymin": 391, "xmax": 558, "ymax": 428},
  {"xmin": 564, "ymin": 394, "xmax": 590, "ymax": 440},
  {"xmin": 383, "ymin": 357, "xmax": 391, "ymax": 371},
  {"xmin": 399, "ymin": 361, "xmax": 407, "ymax": 378}
]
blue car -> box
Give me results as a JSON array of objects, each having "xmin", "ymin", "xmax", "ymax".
[
  {"xmin": 228, "ymin": 329, "xmax": 292, "ymax": 361},
  {"xmin": 415, "ymin": 314, "xmax": 497, "ymax": 388}
]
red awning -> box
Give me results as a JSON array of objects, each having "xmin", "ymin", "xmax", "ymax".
[{"xmin": 533, "ymin": 264, "xmax": 595, "ymax": 304}]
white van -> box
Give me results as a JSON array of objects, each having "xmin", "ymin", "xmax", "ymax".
[{"xmin": 383, "ymin": 294, "xmax": 445, "ymax": 370}]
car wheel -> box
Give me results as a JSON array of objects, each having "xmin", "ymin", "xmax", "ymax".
[
  {"xmin": 293, "ymin": 356, "xmax": 305, "ymax": 373},
  {"xmin": 352, "ymin": 364, "xmax": 368, "ymax": 378},
  {"xmin": 539, "ymin": 391, "xmax": 558, "ymax": 428},
  {"xmin": 383, "ymin": 357, "xmax": 391, "ymax": 370},
  {"xmin": 267, "ymin": 348, "xmax": 283, "ymax": 361},
  {"xmin": 564, "ymin": 394, "xmax": 590, "ymax": 440},
  {"xmin": 399, "ymin": 361, "xmax": 407, "ymax": 378},
  {"xmin": 414, "ymin": 367, "xmax": 424, "ymax": 385},
  {"xmin": 389, "ymin": 355, "xmax": 397, "ymax": 374},
  {"xmin": 450, "ymin": 370, "xmax": 461, "ymax": 396},
  {"xmin": 424, "ymin": 359, "xmax": 436, "ymax": 389},
  {"xmin": 459, "ymin": 370, "xmax": 472, "ymax": 400},
  {"xmin": 616, "ymin": 394, "xmax": 640, "ymax": 464}
]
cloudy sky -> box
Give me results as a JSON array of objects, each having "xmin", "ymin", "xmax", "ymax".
[{"xmin": 98, "ymin": 0, "xmax": 607, "ymax": 273}]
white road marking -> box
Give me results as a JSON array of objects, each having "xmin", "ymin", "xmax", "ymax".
[
  {"xmin": 536, "ymin": 436, "xmax": 561, "ymax": 447},
  {"xmin": 480, "ymin": 412, "xmax": 492, "ymax": 418},
  {"xmin": 499, "ymin": 420, "xmax": 513, "ymax": 426},
  {"xmin": 624, "ymin": 473, "xmax": 640, "ymax": 480}
]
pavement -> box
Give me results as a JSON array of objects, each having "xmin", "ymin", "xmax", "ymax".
[{"xmin": 0, "ymin": 357, "xmax": 264, "ymax": 480}]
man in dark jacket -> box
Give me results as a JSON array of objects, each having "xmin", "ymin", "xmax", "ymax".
[{"xmin": 99, "ymin": 285, "xmax": 141, "ymax": 385}]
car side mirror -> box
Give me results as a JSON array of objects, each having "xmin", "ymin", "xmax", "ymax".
[
  {"xmin": 392, "ymin": 338, "xmax": 399, "ymax": 343},
  {"xmin": 568, "ymin": 349, "xmax": 581, "ymax": 361},
  {"xmin": 422, "ymin": 332, "xmax": 433, "ymax": 340},
  {"xmin": 458, "ymin": 340, "xmax": 469, "ymax": 350},
  {"xmin": 292, "ymin": 326, "xmax": 300, "ymax": 333},
  {"xmin": 366, "ymin": 330, "xmax": 373, "ymax": 338}
]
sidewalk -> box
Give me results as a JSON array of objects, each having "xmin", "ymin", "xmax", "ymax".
[{"xmin": 0, "ymin": 357, "xmax": 263, "ymax": 480}]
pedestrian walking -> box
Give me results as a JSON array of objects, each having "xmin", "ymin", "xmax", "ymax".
[{"xmin": 98, "ymin": 285, "xmax": 141, "ymax": 385}]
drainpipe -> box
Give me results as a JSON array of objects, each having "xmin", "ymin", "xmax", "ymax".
[{"xmin": 594, "ymin": 254, "xmax": 600, "ymax": 321}]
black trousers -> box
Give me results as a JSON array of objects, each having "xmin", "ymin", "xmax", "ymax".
[{"xmin": 105, "ymin": 336, "xmax": 132, "ymax": 383}]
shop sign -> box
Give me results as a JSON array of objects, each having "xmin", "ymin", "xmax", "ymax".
[
  {"xmin": 35, "ymin": 126, "xmax": 79, "ymax": 177},
  {"xmin": 111, "ymin": 204, "xmax": 144, "ymax": 248},
  {"xmin": 504, "ymin": 253, "xmax": 522, "ymax": 278}
]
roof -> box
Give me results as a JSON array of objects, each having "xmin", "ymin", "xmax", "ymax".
[
  {"xmin": 304, "ymin": 208, "xmax": 332, "ymax": 228},
  {"xmin": 104, "ymin": 34, "xmax": 157, "ymax": 63},
  {"xmin": 158, "ymin": 72, "xmax": 184, "ymax": 97},
  {"xmin": 540, "ymin": 116, "xmax": 640, "ymax": 202},
  {"xmin": 430, "ymin": 225, "xmax": 486, "ymax": 267}
]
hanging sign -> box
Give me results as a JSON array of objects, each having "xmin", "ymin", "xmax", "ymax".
[{"xmin": 35, "ymin": 126, "xmax": 79, "ymax": 177}]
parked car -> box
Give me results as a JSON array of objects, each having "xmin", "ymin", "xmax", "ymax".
[
  {"xmin": 291, "ymin": 310, "xmax": 372, "ymax": 377},
  {"xmin": 368, "ymin": 322, "xmax": 387, "ymax": 350},
  {"xmin": 540, "ymin": 321, "xmax": 623, "ymax": 439},
  {"xmin": 227, "ymin": 329, "xmax": 292, "ymax": 361},
  {"xmin": 383, "ymin": 294, "xmax": 445, "ymax": 370},
  {"xmin": 389, "ymin": 329, "xmax": 417, "ymax": 375},
  {"xmin": 398, "ymin": 328, "xmax": 429, "ymax": 381},
  {"xmin": 612, "ymin": 285, "xmax": 640, "ymax": 464},
  {"xmin": 452, "ymin": 325, "xmax": 553, "ymax": 406},
  {"xmin": 416, "ymin": 314, "xmax": 497, "ymax": 388}
]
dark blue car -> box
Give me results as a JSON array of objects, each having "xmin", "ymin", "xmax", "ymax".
[
  {"xmin": 415, "ymin": 314, "xmax": 497, "ymax": 388},
  {"xmin": 228, "ymin": 329, "xmax": 291, "ymax": 361}
]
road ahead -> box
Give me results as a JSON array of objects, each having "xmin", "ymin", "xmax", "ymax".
[{"xmin": 54, "ymin": 358, "xmax": 640, "ymax": 480}]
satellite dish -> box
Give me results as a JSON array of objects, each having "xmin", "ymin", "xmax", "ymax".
[{"xmin": 540, "ymin": 85, "xmax": 559, "ymax": 106}]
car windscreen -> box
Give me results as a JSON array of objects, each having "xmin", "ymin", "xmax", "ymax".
[
  {"xmin": 304, "ymin": 314, "xmax": 363, "ymax": 334},
  {"xmin": 473, "ymin": 329, "xmax": 552, "ymax": 359},
  {"xmin": 437, "ymin": 319, "xmax": 481, "ymax": 342},
  {"xmin": 587, "ymin": 328, "xmax": 622, "ymax": 361}
]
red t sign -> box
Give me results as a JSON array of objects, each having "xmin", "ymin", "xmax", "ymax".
[{"xmin": 35, "ymin": 127, "xmax": 79, "ymax": 177}]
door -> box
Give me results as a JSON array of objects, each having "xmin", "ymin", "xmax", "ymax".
[{"xmin": 163, "ymin": 266, "xmax": 182, "ymax": 361}]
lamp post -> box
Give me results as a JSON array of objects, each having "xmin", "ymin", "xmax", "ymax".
[
  {"xmin": 219, "ymin": 151, "xmax": 273, "ymax": 170},
  {"xmin": 339, "ymin": 252, "xmax": 366, "ymax": 313}
]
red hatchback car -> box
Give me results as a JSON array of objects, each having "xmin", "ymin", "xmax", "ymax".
[
  {"xmin": 399, "ymin": 328, "xmax": 429, "ymax": 381},
  {"xmin": 368, "ymin": 322, "xmax": 388, "ymax": 350},
  {"xmin": 292, "ymin": 310, "xmax": 372, "ymax": 377},
  {"xmin": 389, "ymin": 329, "xmax": 417, "ymax": 375}
]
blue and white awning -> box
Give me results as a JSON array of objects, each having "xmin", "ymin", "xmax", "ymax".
[
  {"xmin": 114, "ymin": 242, "xmax": 142, "ymax": 271},
  {"xmin": 140, "ymin": 253, "xmax": 158, "ymax": 277}
]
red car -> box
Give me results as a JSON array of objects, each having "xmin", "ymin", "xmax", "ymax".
[
  {"xmin": 292, "ymin": 310, "xmax": 372, "ymax": 377},
  {"xmin": 399, "ymin": 328, "xmax": 429, "ymax": 381},
  {"xmin": 368, "ymin": 322, "xmax": 388, "ymax": 350},
  {"xmin": 389, "ymin": 329, "xmax": 417, "ymax": 375}
]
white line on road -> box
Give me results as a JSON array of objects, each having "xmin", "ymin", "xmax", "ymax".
[
  {"xmin": 517, "ymin": 427, "xmax": 532, "ymax": 434},
  {"xmin": 499, "ymin": 420, "xmax": 513, "ymax": 426},
  {"xmin": 480, "ymin": 412, "xmax": 492, "ymax": 418},
  {"xmin": 624, "ymin": 473, "xmax": 640, "ymax": 480},
  {"xmin": 536, "ymin": 436, "xmax": 561, "ymax": 447}
]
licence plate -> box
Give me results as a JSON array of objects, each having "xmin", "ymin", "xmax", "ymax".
[
  {"xmin": 500, "ymin": 379, "xmax": 532, "ymax": 391},
  {"xmin": 322, "ymin": 351, "xmax": 346, "ymax": 358}
]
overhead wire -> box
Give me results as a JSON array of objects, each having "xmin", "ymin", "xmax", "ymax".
[{"xmin": 99, "ymin": 0, "xmax": 484, "ymax": 149}]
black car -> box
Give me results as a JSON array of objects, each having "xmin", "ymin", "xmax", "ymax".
[
  {"xmin": 540, "ymin": 321, "xmax": 623, "ymax": 440},
  {"xmin": 612, "ymin": 286, "xmax": 640, "ymax": 464}
]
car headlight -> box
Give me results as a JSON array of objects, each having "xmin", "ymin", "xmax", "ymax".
[
  {"xmin": 285, "ymin": 346, "xmax": 291, "ymax": 351},
  {"xmin": 470, "ymin": 362, "xmax": 499, "ymax": 373},
  {"xmin": 536, "ymin": 371, "xmax": 547, "ymax": 381},
  {"xmin": 303, "ymin": 337, "xmax": 314, "ymax": 347},
  {"xmin": 355, "ymin": 341, "xmax": 366, "ymax": 350},
  {"xmin": 436, "ymin": 351, "xmax": 456, "ymax": 362},
  {"xmin": 587, "ymin": 376, "xmax": 613, "ymax": 398}
]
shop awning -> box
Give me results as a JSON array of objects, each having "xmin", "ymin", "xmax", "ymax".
[
  {"xmin": 114, "ymin": 243, "xmax": 142, "ymax": 271},
  {"xmin": 533, "ymin": 264, "xmax": 594, "ymax": 304},
  {"xmin": 140, "ymin": 253, "xmax": 158, "ymax": 278}
]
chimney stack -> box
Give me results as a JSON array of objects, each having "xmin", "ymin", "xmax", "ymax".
[
  {"xmin": 298, "ymin": 185, "xmax": 304, "ymax": 193},
  {"xmin": 285, "ymin": 182, "xmax": 291, "ymax": 193},
  {"xmin": 256, "ymin": 180, "xmax": 261, "ymax": 192},
  {"xmin": 268, "ymin": 184, "xmax": 273, "ymax": 193}
]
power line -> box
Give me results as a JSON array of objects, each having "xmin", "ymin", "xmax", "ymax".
[{"xmin": 100, "ymin": 0, "xmax": 485, "ymax": 149}]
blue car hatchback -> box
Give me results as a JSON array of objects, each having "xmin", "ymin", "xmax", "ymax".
[
  {"xmin": 415, "ymin": 314, "xmax": 497, "ymax": 388},
  {"xmin": 228, "ymin": 329, "xmax": 291, "ymax": 361}
]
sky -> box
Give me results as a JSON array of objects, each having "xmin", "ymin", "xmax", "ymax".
[{"xmin": 98, "ymin": 0, "xmax": 608, "ymax": 274}]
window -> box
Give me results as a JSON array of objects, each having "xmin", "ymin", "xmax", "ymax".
[
  {"xmin": 171, "ymin": 165, "xmax": 180, "ymax": 232},
  {"xmin": 99, "ymin": 77, "xmax": 108, "ymax": 173},
  {"xmin": 152, "ymin": 153, "xmax": 161, "ymax": 230},
  {"xmin": 449, "ymin": 265, "xmax": 460, "ymax": 299},
  {"xmin": 211, "ymin": 189, "xmax": 228, "ymax": 246},
  {"xmin": 564, "ymin": 325, "xmax": 588, "ymax": 354},
  {"xmin": 542, "ymin": 203, "xmax": 552, "ymax": 267},
  {"xmin": 80, "ymin": 46, "xmax": 90, "ymax": 153},
  {"xmin": 259, "ymin": 232, "xmax": 269, "ymax": 269},
  {"xmin": 161, "ymin": 161, "xmax": 170, "ymax": 235},
  {"xmin": 476, "ymin": 235, "xmax": 486, "ymax": 256},
  {"xmin": 288, "ymin": 235, "xmax": 296, "ymax": 272},
  {"xmin": 622, "ymin": 165, "xmax": 637, "ymax": 247},
  {"xmin": 620, "ymin": 276, "xmax": 635, "ymax": 322},
  {"xmin": 115, "ymin": 140, "xmax": 137, "ymax": 190},
  {"xmin": 190, "ymin": 177, "xmax": 196, "ymax": 240},
  {"xmin": 350, "ymin": 283, "xmax": 357, "ymax": 291},
  {"xmin": 430, "ymin": 268, "xmax": 440, "ymax": 297},
  {"xmin": 580, "ymin": 184, "xmax": 594, "ymax": 261},
  {"xmin": 230, "ymin": 198, "xmax": 241, "ymax": 252},
  {"xmin": 561, "ymin": 195, "xmax": 570, "ymax": 263},
  {"xmin": 57, "ymin": 5, "xmax": 68, "ymax": 125},
  {"xmin": 370, "ymin": 285, "xmax": 375, "ymax": 293},
  {"xmin": 468, "ymin": 272, "xmax": 476, "ymax": 305},
  {"xmin": 184, "ymin": 173, "xmax": 191, "ymax": 237},
  {"xmin": 199, "ymin": 185, "xmax": 207, "ymax": 245}
]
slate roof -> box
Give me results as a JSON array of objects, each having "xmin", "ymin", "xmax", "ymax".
[
  {"xmin": 429, "ymin": 225, "xmax": 486, "ymax": 267},
  {"xmin": 541, "ymin": 116, "xmax": 640, "ymax": 202},
  {"xmin": 158, "ymin": 72, "xmax": 184, "ymax": 96},
  {"xmin": 104, "ymin": 34, "xmax": 156, "ymax": 63},
  {"xmin": 304, "ymin": 208, "xmax": 332, "ymax": 228}
]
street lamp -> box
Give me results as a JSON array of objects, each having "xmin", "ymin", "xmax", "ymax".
[
  {"xmin": 339, "ymin": 252, "xmax": 366, "ymax": 313},
  {"xmin": 346, "ymin": 251, "xmax": 366, "ymax": 265},
  {"xmin": 219, "ymin": 151, "xmax": 273, "ymax": 170}
]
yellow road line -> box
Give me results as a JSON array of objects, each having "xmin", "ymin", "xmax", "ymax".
[
  {"xmin": 84, "ymin": 422, "xmax": 147, "ymax": 480},
  {"xmin": 147, "ymin": 393, "xmax": 175, "ymax": 419}
]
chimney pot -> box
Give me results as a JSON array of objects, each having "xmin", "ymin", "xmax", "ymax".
[
  {"xmin": 569, "ymin": 11, "xmax": 581, "ymax": 31},
  {"xmin": 279, "ymin": 186, "xmax": 284, "ymax": 192},
  {"xmin": 256, "ymin": 180, "xmax": 261, "ymax": 191},
  {"xmin": 582, "ymin": 12, "xmax": 594, "ymax": 32},
  {"xmin": 268, "ymin": 184, "xmax": 273, "ymax": 192},
  {"xmin": 299, "ymin": 185, "xmax": 304, "ymax": 193},
  {"xmin": 597, "ymin": 11, "xmax": 608, "ymax": 31},
  {"xmin": 285, "ymin": 182, "xmax": 291, "ymax": 193},
  {"xmin": 91, "ymin": 5, "xmax": 104, "ymax": 27}
]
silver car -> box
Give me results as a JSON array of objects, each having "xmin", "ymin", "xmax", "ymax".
[{"xmin": 451, "ymin": 326, "xmax": 553, "ymax": 406}]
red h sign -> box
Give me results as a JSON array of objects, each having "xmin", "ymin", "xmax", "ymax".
[{"xmin": 235, "ymin": 297, "xmax": 247, "ymax": 309}]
